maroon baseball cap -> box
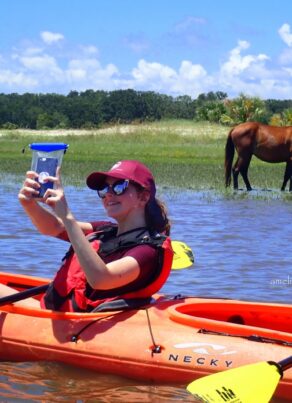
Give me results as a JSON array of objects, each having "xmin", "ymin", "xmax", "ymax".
[{"xmin": 86, "ymin": 160, "xmax": 156, "ymax": 198}]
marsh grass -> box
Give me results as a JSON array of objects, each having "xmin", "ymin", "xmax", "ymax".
[{"xmin": 0, "ymin": 120, "xmax": 289, "ymax": 197}]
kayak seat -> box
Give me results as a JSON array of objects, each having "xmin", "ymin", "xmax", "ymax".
[{"xmin": 92, "ymin": 297, "xmax": 155, "ymax": 312}]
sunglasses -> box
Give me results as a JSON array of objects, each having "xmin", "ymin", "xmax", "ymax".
[{"xmin": 97, "ymin": 179, "xmax": 130, "ymax": 199}]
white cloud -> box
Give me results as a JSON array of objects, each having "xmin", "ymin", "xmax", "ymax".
[
  {"xmin": 132, "ymin": 59, "xmax": 176, "ymax": 84},
  {"xmin": 65, "ymin": 57, "xmax": 119, "ymax": 90},
  {"xmin": 211, "ymin": 40, "xmax": 292, "ymax": 99},
  {"xmin": 220, "ymin": 40, "xmax": 269, "ymax": 77},
  {"xmin": 123, "ymin": 35, "xmax": 150, "ymax": 54},
  {"xmin": 179, "ymin": 60, "xmax": 207, "ymax": 80},
  {"xmin": 279, "ymin": 47, "xmax": 292, "ymax": 66},
  {"xmin": 67, "ymin": 68, "xmax": 87, "ymax": 80},
  {"xmin": 0, "ymin": 69, "xmax": 38, "ymax": 87},
  {"xmin": 90, "ymin": 63, "xmax": 119, "ymax": 85},
  {"xmin": 80, "ymin": 45, "xmax": 99, "ymax": 55},
  {"xmin": 279, "ymin": 23, "xmax": 292, "ymax": 47},
  {"xmin": 18, "ymin": 54, "xmax": 60, "ymax": 72},
  {"xmin": 67, "ymin": 58, "xmax": 118, "ymax": 79},
  {"xmin": 22, "ymin": 47, "xmax": 44, "ymax": 56},
  {"xmin": 215, "ymin": 41, "xmax": 288, "ymax": 98},
  {"xmin": 41, "ymin": 31, "xmax": 64, "ymax": 45},
  {"xmin": 131, "ymin": 59, "xmax": 210, "ymax": 96},
  {"xmin": 172, "ymin": 61, "xmax": 209, "ymax": 94},
  {"xmin": 8, "ymin": 50, "xmax": 64, "ymax": 88},
  {"xmin": 170, "ymin": 15, "xmax": 209, "ymax": 48},
  {"xmin": 68, "ymin": 58, "xmax": 101, "ymax": 70},
  {"xmin": 283, "ymin": 67, "xmax": 292, "ymax": 76},
  {"xmin": 174, "ymin": 16, "xmax": 206, "ymax": 33},
  {"xmin": 1, "ymin": 30, "xmax": 292, "ymax": 99}
]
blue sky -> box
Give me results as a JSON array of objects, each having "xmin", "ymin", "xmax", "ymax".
[{"xmin": 1, "ymin": 0, "xmax": 292, "ymax": 99}]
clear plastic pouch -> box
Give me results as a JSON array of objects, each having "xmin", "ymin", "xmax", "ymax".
[{"xmin": 29, "ymin": 143, "xmax": 69, "ymax": 198}]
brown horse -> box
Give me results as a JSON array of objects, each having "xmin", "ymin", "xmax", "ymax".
[{"xmin": 225, "ymin": 122, "xmax": 292, "ymax": 191}]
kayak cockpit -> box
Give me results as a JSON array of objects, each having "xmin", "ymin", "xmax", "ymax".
[{"xmin": 168, "ymin": 299, "xmax": 292, "ymax": 343}]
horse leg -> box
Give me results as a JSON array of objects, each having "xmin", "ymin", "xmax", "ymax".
[
  {"xmin": 232, "ymin": 158, "xmax": 240, "ymax": 190},
  {"xmin": 281, "ymin": 160, "xmax": 292, "ymax": 191},
  {"xmin": 240, "ymin": 166, "xmax": 252, "ymax": 191},
  {"xmin": 281, "ymin": 162, "xmax": 290, "ymax": 191},
  {"xmin": 233, "ymin": 155, "xmax": 252, "ymax": 191}
]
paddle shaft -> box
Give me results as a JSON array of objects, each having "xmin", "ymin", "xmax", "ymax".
[
  {"xmin": 278, "ymin": 356, "xmax": 292, "ymax": 372},
  {"xmin": 0, "ymin": 283, "xmax": 49, "ymax": 307}
]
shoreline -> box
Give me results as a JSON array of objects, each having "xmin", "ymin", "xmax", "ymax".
[{"xmin": 0, "ymin": 121, "xmax": 229, "ymax": 139}]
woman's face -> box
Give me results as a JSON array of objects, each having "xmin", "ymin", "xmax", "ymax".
[{"xmin": 100, "ymin": 177, "xmax": 149, "ymax": 221}]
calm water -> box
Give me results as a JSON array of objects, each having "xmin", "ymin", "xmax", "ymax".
[{"xmin": 0, "ymin": 182, "xmax": 291, "ymax": 402}]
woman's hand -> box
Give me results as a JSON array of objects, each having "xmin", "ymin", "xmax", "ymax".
[
  {"xmin": 18, "ymin": 171, "xmax": 41, "ymax": 203},
  {"xmin": 18, "ymin": 170, "xmax": 66, "ymax": 236},
  {"xmin": 43, "ymin": 169, "xmax": 73, "ymax": 222}
]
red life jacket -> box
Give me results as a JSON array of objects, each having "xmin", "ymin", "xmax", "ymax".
[{"xmin": 41, "ymin": 226, "xmax": 173, "ymax": 312}]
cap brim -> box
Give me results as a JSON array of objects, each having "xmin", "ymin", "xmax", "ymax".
[{"xmin": 86, "ymin": 171, "xmax": 128, "ymax": 190}]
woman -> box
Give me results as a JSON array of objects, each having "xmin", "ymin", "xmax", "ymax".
[{"xmin": 2, "ymin": 160, "xmax": 173, "ymax": 311}]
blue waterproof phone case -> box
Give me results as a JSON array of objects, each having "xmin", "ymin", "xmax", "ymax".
[{"xmin": 36, "ymin": 157, "xmax": 58, "ymax": 197}]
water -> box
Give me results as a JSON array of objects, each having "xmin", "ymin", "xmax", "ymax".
[{"xmin": 0, "ymin": 182, "xmax": 291, "ymax": 402}]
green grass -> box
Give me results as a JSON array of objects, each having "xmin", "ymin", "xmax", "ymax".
[{"xmin": 0, "ymin": 120, "xmax": 290, "ymax": 196}]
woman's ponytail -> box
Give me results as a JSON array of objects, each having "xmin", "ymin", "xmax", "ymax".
[{"xmin": 145, "ymin": 198, "xmax": 171, "ymax": 235}]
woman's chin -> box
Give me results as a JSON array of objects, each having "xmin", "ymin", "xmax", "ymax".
[{"xmin": 106, "ymin": 208, "xmax": 121, "ymax": 220}]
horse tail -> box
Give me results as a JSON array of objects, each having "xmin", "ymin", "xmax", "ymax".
[{"xmin": 225, "ymin": 129, "xmax": 235, "ymax": 187}]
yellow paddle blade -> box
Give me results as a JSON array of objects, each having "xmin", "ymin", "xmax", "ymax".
[
  {"xmin": 187, "ymin": 361, "xmax": 281, "ymax": 403},
  {"xmin": 171, "ymin": 241, "xmax": 194, "ymax": 269}
]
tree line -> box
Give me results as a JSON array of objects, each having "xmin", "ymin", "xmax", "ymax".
[{"xmin": 0, "ymin": 89, "xmax": 292, "ymax": 129}]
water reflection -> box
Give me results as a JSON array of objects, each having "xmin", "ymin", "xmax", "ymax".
[
  {"xmin": 163, "ymin": 191, "xmax": 292, "ymax": 305},
  {"xmin": 0, "ymin": 361, "xmax": 194, "ymax": 402}
]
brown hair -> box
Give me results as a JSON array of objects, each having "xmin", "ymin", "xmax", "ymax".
[
  {"xmin": 133, "ymin": 181, "xmax": 171, "ymax": 235},
  {"xmin": 145, "ymin": 198, "xmax": 171, "ymax": 235}
]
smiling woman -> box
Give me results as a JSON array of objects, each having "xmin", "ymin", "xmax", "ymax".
[{"xmin": 0, "ymin": 159, "xmax": 174, "ymax": 312}]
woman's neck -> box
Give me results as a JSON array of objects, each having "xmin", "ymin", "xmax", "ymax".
[{"xmin": 116, "ymin": 215, "xmax": 147, "ymax": 235}]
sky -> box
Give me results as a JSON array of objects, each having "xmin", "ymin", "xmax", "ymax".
[{"xmin": 1, "ymin": 0, "xmax": 292, "ymax": 99}]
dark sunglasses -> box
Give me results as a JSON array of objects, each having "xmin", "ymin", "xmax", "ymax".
[{"xmin": 97, "ymin": 179, "xmax": 130, "ymax": 199}]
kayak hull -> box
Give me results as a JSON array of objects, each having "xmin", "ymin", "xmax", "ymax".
[{"xmin": 0, "ymin": 271, "xmax": 292, "ymax": 400}]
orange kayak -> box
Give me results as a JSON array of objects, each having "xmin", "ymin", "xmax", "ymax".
[{"xmin": 0, "ymin": 271, "xmax": 292, "ymax": 400}]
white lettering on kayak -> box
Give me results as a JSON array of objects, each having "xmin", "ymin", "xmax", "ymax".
[{"xmin": 173, "ymin": 342, "xmax": 237, "ymax": 356}]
